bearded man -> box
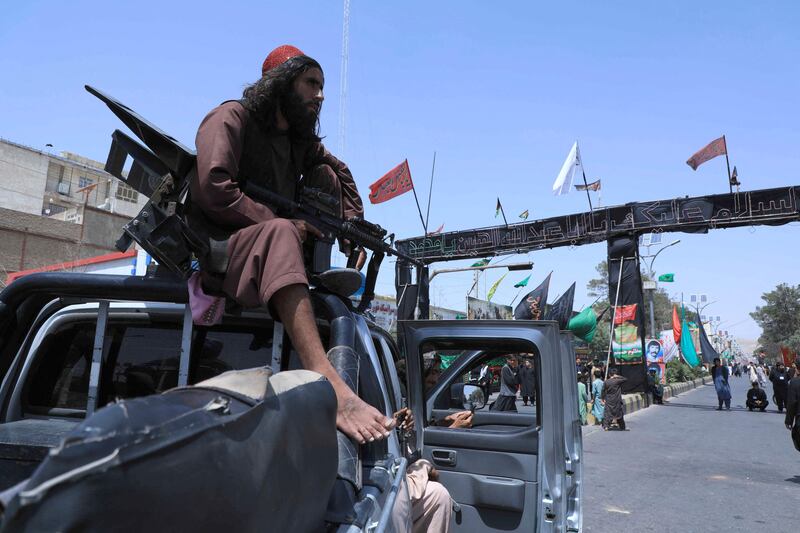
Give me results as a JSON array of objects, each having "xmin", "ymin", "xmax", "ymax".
[{"xmin": 189, "ymin": 45, "xmax": 393, "ymax": 444}]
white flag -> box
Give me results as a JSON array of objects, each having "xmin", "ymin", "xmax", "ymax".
[{"xmin": 552, "ymin": 141, "xmax": 584, "ymax": 196}]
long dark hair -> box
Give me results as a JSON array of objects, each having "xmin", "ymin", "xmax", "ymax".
[{"xmin": 241, "ymin": 55, "xmax": 323, "ymax": 140}]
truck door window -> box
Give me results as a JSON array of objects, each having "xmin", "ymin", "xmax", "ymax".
[
  {"xmin": 190, "ymin": 326, "xmax": 273, "ymax": 383},
  {"xmin": 421, "ymin": 343, "xmax": 539, "ymax": 429}
]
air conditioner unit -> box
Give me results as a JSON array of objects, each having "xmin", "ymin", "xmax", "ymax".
[{"xmin": 57, "ymin": 181, "xmax": 70, "ymax": 195}]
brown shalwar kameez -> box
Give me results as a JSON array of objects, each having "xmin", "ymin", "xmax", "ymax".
[{"xmin": 191, "ymin": 101, "xmax": 363, "ymax": 309}]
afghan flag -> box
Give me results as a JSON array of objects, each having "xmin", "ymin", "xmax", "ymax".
[
  {"xmin": 658, "ymin": 273, "xmax": 675, "ymax": 282},
  {"xmin": 368, "ymin": 159, "xmax": 414, "ymax": 204},
  {"xmin": 672, "ymin": 305, "xmax": 682, "ymax": 343},
  {"xmin": 686, "ymin": 136, "xmax": 727, "ymax": 170},
  {"xmin": 514, "ymin": 275, "xmax": 531, "ymax": 288},
  {"xmin": 471, "ymin": 258, "xmax": 491, "ymax": 268},
  {"xmin": 514, "ymin": 273, "xmax": 551, "ymax": 320},
  {"xmin": 545, "ymin": 282, "xmax": 576, "ymax": 329},
  {"xmin": 487, "ymin": 273, "xmax": 507, "ymax": 302},
  {"xmin": 568, "ymin": 307, "xmax": 598, "ymax": 343}
]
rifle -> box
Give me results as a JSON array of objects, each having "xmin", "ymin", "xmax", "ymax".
[{"xmin": 242, "ymin": 181, "xmax": 422, "ymax": 269}]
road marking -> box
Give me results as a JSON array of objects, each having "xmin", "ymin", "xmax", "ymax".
[
  {"xmin": 606, "ymin": 506, "xmax": 631, "ymax": 514},
  {"xmin": 708, "ymin": 474, "xmax": 729, "ymax": 480}
]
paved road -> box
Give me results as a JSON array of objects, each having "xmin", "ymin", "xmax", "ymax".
[{"xmin": 583, "ymin": 375, "xmax": 798, "ymax": 532}]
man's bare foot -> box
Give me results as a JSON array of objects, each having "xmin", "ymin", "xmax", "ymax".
[{"xmin": 337, "ymin": 393, "xmax": 395, "ymax": 444}]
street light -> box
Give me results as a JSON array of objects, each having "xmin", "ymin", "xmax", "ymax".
[
  {"xmin": 641, "ymin": 239, "xmax": 681, "ymax": 338},
  {"xmin": 429, "ymin": 261, "xmax": 533, "ymax": 300}
]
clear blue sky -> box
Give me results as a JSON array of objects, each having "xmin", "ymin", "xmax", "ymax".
[{"xmin": 2, "ymin": 1, "xmax": 799, "ymax": 343}]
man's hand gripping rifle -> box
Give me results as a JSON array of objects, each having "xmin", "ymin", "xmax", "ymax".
[{"xmin": 243, "ymin": 181, "xmax": 421, "ymax": 309}]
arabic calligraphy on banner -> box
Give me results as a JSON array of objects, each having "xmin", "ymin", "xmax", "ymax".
[
  {"xmin": 368, "ymin": 159, "xmax": 414, "ymax": 204},
  {"xmin": 396, "ymin": 186, "xmax": 800, "ymax": 262}
]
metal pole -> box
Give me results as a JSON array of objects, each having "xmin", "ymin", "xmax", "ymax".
[
  {"xmin": 605, "ymin": 256, "xmax": 625, "ymax": 380},
  {"xmin": 648, "ymin": 291, "xmax": 657, "ymax": 340},
  {"xmin": 723, "ymin": 135, "xmax": 733, "ymax": 194}
]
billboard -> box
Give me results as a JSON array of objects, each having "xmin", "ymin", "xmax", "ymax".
[{"xmin": 467, "ymin": 296, "xmax": 512, "ymax": 320}]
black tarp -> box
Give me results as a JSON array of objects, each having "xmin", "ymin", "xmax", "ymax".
[{"xmin": 607, "ymin": 236, "xmax": 648, "ymax": 394}]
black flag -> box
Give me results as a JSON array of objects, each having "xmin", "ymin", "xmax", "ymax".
[
  {"xmin": 514, "ymin": 273, "xmax": 551, "ymax": 320},
  {"xmin": 545, "ymin": 282, "xmax": 576, "ymax": 329},
  {"xmin": 697, "ymin": 318, "xmax": 719, "ymax": 364}
]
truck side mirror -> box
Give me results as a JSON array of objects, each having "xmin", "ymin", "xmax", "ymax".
[{"xmin": 462, "ymin": 384, "xmax": 486, "ymax": 411}]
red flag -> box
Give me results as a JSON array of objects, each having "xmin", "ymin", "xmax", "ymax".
[
  {"xmin": 612, "ymin": 304, "xmax": 638, "ymax": 325},
  {"xmin": 686, "ymin": 136, "xmax": 727, "ymax": 170},
  {"xmin": 426, "ymin": 223, "xmax": 444, "ymax": 236},
  {"xmin": 368, "ymin": 160, "xmax": 414, "ymax": 204},
  {"xmin": 672, "ymin": 305, "xmax": 682, "ymax": 343}
]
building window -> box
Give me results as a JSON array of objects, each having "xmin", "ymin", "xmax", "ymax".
[
  {"xmin": 78, "ymin": 176, "xmax": 94, "ymax": 189},
  {"xmin": 115, "ymin": 182, "xmax": 139, "ymax": 203}
]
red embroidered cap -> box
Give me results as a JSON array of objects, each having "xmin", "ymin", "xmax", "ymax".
[{"xmin": 261, "ymin": 45, "xmax": 305, "ymax": 76}]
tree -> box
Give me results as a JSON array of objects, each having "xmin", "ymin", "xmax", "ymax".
[
  {"xmin": 586, "ymin": 261, "xmax": 608, "ymax": 301},
  {"xmin": 750, "ymin": 283, "xmax": 800, "ymax": 354}
]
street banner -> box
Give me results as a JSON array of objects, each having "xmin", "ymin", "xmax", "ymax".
[
  {"xmin": 545, "ymin": 282, "xmax": 576, "ymax": 329},
  {"xmin": 658, "ymin": 330, "xmax": 679, "ymax": 362},
  {"xmin": 680, "ymin": 317, "xmax": 701, "ymax": 367},
  {"xmin": 514, "ymin": 273, "xmax": 551, "ymax": 320},
  {"xmin": 467, "ymin": 296, "xmax": 512, "ymax": 320},
  {"xmin": 608, "ymin": 236, "xmax": 648, "ymax": 393},
  {"xmin": 645, "ymin": 338, "xmax": 667, "ymax": 384},
  {"xmin": 698, "ymin": 322, "xmax": 719, "ymax": 364},
  {"xmin": 552, "ymin": 141, "xmax": 583, "ymax": 196},
  {"xmin": 780, "ymin": 346, "xmax": 796, "ymax": 367},
  {"xmin": 686, "ymin": 136, "xmax": 727, "ymax": 170},
  {"xmin": 368, "ymin": 159, "xmax": 413, "ymax": 204}
]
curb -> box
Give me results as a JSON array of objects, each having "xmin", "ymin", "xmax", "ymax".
[{"xmin": 622, "ymin": 376, "xmax": 710, "ymax": 415}]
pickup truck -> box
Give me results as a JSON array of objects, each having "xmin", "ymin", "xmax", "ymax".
[{"xmin": 0, "ymin": 271, "xmax": 583, "ymax": 531}]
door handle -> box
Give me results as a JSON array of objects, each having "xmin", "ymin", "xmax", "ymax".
[{"xmin": 431, "ymin": 449, "xmax": 457, "ymax": 467}]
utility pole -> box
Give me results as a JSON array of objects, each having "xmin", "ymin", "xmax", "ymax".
[{"xmin": 338, "ymin": 0, "xmax": 350, "ymax": 157}]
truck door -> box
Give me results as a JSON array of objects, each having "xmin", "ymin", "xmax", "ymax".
[
  {"xmin": 559, "ymin": 332, "xmax": 583, "ymax": 532},
  {"xmin": 400, "ymin": 320, "xmax": 568, "ymax": 533}
]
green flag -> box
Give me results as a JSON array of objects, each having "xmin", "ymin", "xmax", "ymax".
[
  {"xmin": 658, "ymin": 273, "xmax": 675, "ymax": 282},
  {"xmin": 567, "ymin": 307, "xmax": 597, "ymax": 343},
  {"xmin": 487, "ymin": 273, "xmax": 507, "ymax": 301},
  {"xmin": 519, "ymin": 209, "xmax": 529, "ymax": 220},
  {"xmin": 514, "ymin": 275, "xmax": 531, "ymax": 288},
  {"xmin": 471, "ymin": 258, "xmax": 491, "ymax": 268},
  {"xmin": 680, "ymin": 317, "xmax": 701, "ymax": 367},
  {"xmin": 495, "ymin": 198, "xmax": 502, "ymax": 218}
]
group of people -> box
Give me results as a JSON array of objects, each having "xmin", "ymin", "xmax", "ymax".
[
  {"xmin": 575, "ymin": 366, "xmax": 628, "ymax": 430},
  {"xmin": 712, "ymin": 358, "xmax": 799, "ymax": 413},
  {"xmin": 482, "ymin": 356, "xmax": 537, "ymax": 411}
]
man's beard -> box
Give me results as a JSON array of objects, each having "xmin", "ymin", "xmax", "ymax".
[{"xmin": 280, "ymin": 90, "xmax": 319, "ymax": 139}]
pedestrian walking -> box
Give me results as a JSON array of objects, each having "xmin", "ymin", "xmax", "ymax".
[
  {"xmin": 591, "ymin": 370, "xmax": 605, "ymax": 425},
  {"xmin": 491, "ymin": 355, "xmax": 519, "ymax": 412},
  {"xmin": 785, "ymin": 360, "xmax": 800, "ymax": 452},
  {"xmin": 577, "ymin": 373, "xmax": 589, "ymax": 425},
  {"xmin": 748, "ymin": 364, "xmax": 758, "ymax": 384},
  {"xmin": 711, "ymin": 357, "xmax": 732, "ymax": 410},
  {"xmin": 756, "ymin": 364, "xmax": 768, "ymax": 389},
  {"xmin": 769, "ymin": 362, "xmax": 790, "ymax": 412},
  {"xmin": 746, "ymin": 381, "xmax": 769, "ymax": 411},
  {"xmin": 519, "ymin": 360, "xmax": 536, "ymax": 406},
  {"xmin": 601, "ymin": 368, "xmax": 627, "ymax": 430}
]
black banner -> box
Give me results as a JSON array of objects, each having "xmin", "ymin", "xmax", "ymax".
[
  {"xmin": 514, "ymin": 273, "xmax": 551, "ymax": 320},
  {"xmin": 607, "ymin": 236, "xmax": 648, "ymax": 394},
  {"xmin": 698, "ymin": 320, "xmax": 720, "ymax": 364},
  {"xmin": 397, "ymin": 186, "xmax": 800, "ymax": 263},
  {"xmin": 545, "ymin": 282, "xmax": 576, "ymax": 329}
]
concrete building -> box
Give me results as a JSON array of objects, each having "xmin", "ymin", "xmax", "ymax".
[
  {"xmin": 0, "ymin": 138, "xmax": 146, "ymax": 222},
  {"xmin": 0, "ymin": 138, "xmax": 150, "ymax": 287}
]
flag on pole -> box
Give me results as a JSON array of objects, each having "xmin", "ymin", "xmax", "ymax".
[
  {"xmin": 487, "ymin": 273, "xmax": 507, "ymax": 302},
  {"xmin": 514, "ymin": 275, "xmax": 531, "ymax": 288},
  {"xmin": 426, "ymin": 223, "xmax": 444, "ymax": 236},
  {"xmin": 519, "ymin": 209, "xmax": 529, "ymax": 220},
  {"xmin": 568, "ymin": 306, "xmax": 598, "ymax": 342},
  {"xmin": 680, "ymin": 316, "xmax": 701, "ymax": 367},
  {"xmin": 471, "ymin": 258, "xmax": 491, "ymax": 268},
  {"xmin": 368, "ymin": 159, "xmax": 414, "ymax": 204},
  {"xmin": 730, "ymin": 166, "xmax": 740, "ymax": 187},
  {"xmin": 686, "ymin": 136, "xmax": 727, "ymax": 170},
  {"xmin": 495, "ymin": 198, "xmax": 502, "ymax": 218},
  {"xmin": 658, "ymin": 273, "xmax": 675, "ymax": 282},
  {"xmin": 514, "ymin": 273, "xmax": 551, "ymax": 320},
  {"xmin": 672, "ymin": 305, "xmax": 682, "ymax": 343},
  {"xmin": 545, "ymin": 282, "xmax": 576, "ymax": 329},
  {"xmin": 552, "ymin": 141, "xmax": 584, "ymax": 196},
  {"xmin": 575, "ymin": 179, "xmax": 601, "ymax": 192}
]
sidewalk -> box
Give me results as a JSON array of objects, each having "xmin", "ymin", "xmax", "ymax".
[{"xmin": 621, "ymin": 375, "xmax": 711, "ymax": 415}]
